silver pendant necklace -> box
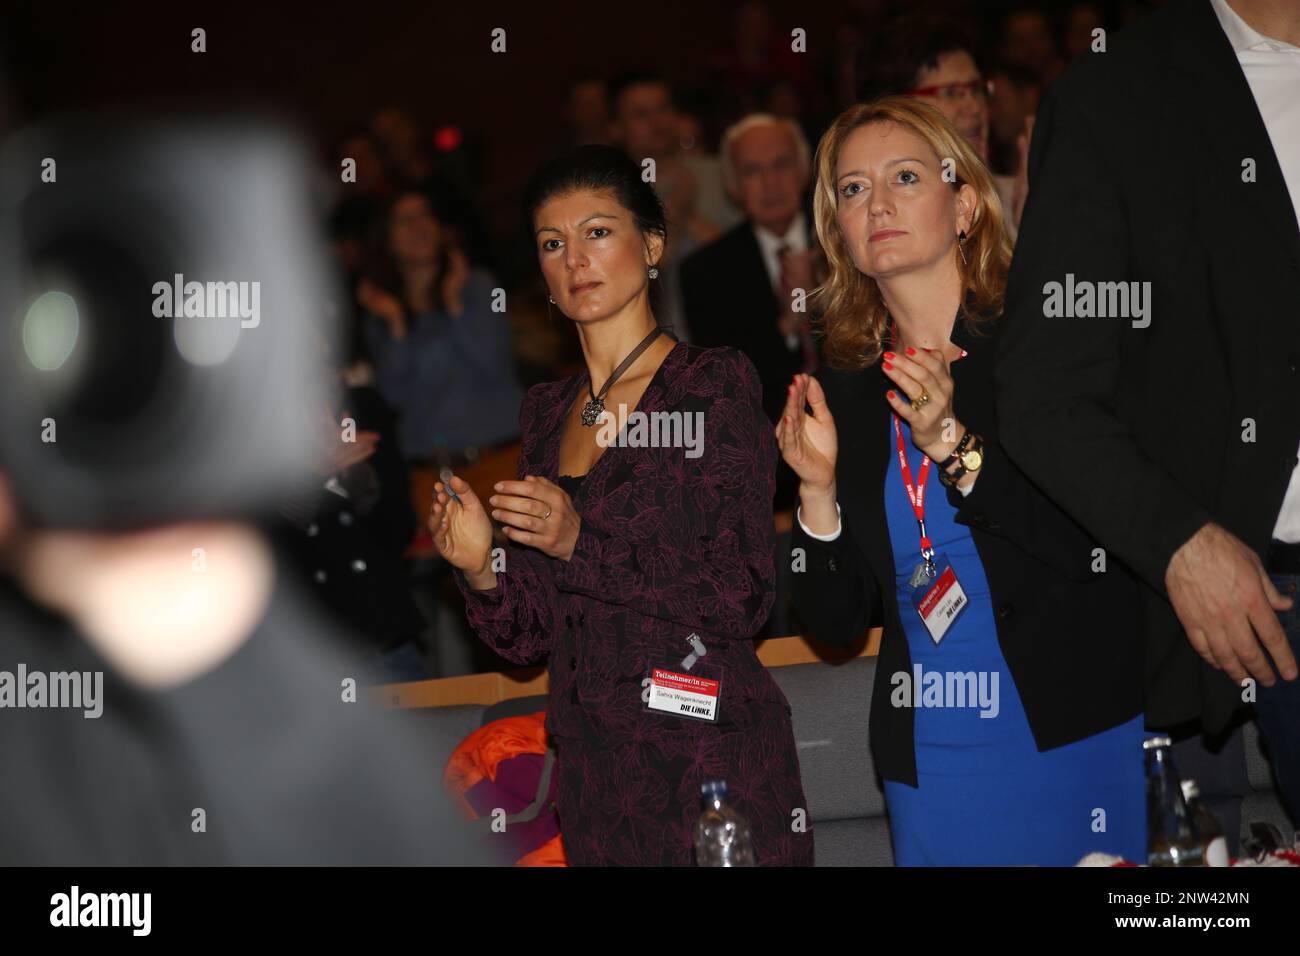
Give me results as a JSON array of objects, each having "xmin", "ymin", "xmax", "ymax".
[{"xmin": 581, "ymin": 326, "xmax": 666, "ymax": 426}]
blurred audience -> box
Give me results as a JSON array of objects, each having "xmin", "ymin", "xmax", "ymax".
[
  {"xmin": 565, "ymin": 76, "xmax": 611, "ymax": 147},
  {"xmin": 986, "ymin": 62, "xmax": 1042, "ymax": 179},
  {"xmin": 607, "ymin": 70, "xmax": 725, "ymax": 341},
  {"xmin": 999, "ymin": 5, "xmax": 1065, "ymax": 86},
  {"xmin": 707, "ymin": 1, "xmax": 818, "ymax": 122},
  {"xmin": 372, "ymin": 106, "xmax": 436, "ymax": 186},
  {"xmin": 1064, "ymin": 2, "xmax": 1108, "ymax": 59},
  {"xmin": 358, "ymin": 188, "xmax": 523, "ymax": 464},
  {"xmin": 681, "ymin": 113, "xmax": 819, "ymax": 513},
  {"xmin": 675, "ymin": 90, "xmax": 745, "ymax": 234}
]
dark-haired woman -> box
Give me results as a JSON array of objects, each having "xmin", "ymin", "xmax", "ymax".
[
  {"xmin": 781, "ymin": 98, "xmax": 1146, "ymax": 865},
  {"xmin": 358, "ymin": 189, "xmax": 523, "ymax": 462},
  {"xmin": 430, "ymin": 145, "xmax": 812, "ymax": 866}
]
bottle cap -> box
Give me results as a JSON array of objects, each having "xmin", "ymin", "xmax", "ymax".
[{"xmin": 700, "ymin": 779, "xmax": 728, "ymax": 800}]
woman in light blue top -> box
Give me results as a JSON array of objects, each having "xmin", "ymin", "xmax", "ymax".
[{"xmin": 359, "ymin": 189, "xmax": 523, "ymax": 460}]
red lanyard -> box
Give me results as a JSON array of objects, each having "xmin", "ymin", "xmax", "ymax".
[
  {"xmin": 893, "ymin": 412, "xmax": 935, "ymax": 563},
  {"xmin": 882, "ymin": 318, "xmax": 968, "ymax": 565}
]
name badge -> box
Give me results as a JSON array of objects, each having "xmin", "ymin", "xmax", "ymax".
[
  {"xmin": 643, "ymin": 667, "xmax": 720, "ymax": 722},
  {"xmin": 909, "ymin": 553, "xmax": 968, "ymax": 645}
]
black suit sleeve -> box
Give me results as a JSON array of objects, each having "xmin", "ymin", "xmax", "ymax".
[
  {"xmin": 789, "ymin": 515, "xmax": 879, "ymax": 646},
  {"xmin": 995, "ymin": 76, "xmax": 1214, "ymax": 598},
  {"xmin": 939, "ymin": 436, "xmax": 1102, "ymax": 581}
]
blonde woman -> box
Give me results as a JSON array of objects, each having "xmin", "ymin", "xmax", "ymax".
[{"xmin": 779, "ymin": 97, "xmax": 1147, "ymax": 865}]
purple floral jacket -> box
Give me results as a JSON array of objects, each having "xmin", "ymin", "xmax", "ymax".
[{"xmin": 453, "ymin": 342, "xmax": 791, "ymax": 744}]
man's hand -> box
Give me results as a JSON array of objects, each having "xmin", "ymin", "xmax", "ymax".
[{"xmin": 1166, "ymin": 522, "xmax": 1298, "ymax": 688}]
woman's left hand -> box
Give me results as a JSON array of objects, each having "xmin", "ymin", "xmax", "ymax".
[
  {"xmin": 882, "ymin": 347, "xmax": 963, "ymax": 462},
  {"xmin": 488, "ymin": 475, "xmax": 581, "ymax": 560}
]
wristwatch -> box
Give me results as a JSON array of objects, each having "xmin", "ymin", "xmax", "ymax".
[{"xmin": 937, "ymin": 431, "xmax": 984, "ymax": 487}]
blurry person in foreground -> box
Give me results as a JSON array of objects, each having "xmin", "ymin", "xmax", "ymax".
[{"xmin": 0, "ymin": 115, "xmax": 473, "ymax": 865}]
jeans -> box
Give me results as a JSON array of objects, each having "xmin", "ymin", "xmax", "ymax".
[{"xmin": 1257, "ymin": 572, "xmax": 1300, "ymax": 823}]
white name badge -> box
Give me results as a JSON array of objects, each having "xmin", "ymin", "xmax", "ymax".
[
  {"xmin": 910, "ymin": 555, "xmax": 968, "ymax": 645},
  {"xmin": 644, "ymin": 667, "xmax": 720, "ymax": 722}
]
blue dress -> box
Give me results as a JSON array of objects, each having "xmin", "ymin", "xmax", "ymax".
[{"xmin": 881, "ymin": 414, "xmax": 1146, "ymax": 866}]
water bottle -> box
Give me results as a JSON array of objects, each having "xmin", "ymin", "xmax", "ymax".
[
  {"xmin": 694, "ymin": 780, "xmax": 755, "ymax": 867},
  {"xmin": 1144, "ymin": 736, "xmax": 1204, "ymax": 866},
  {"xmin": 1181, "ymin": 779, "xmax": 1229, "ymax": 867}
]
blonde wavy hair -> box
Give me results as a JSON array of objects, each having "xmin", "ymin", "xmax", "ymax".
[{"xmin": 811, "ymin": 96, "xmax": 1012, "ymax": 371}]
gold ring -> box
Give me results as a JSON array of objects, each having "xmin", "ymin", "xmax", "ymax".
[{"xmin": 910, "ymin": 389, "xmax": 931, "ymax": 412}]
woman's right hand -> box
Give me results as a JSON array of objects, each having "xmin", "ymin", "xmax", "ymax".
[
  {"xmin": 357, "ymin": 278, "xmax": 407, "ymax": 339},
  {"xmin": 775, "ymin": 372, "xmax": 838, "ymax": 497},
  {"xmin": 430, "ymin": 475, "xmax": 496, "ymax": 587}
]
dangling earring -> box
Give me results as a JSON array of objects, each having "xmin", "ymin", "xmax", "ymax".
[
  {"xmin": 648, "ymin": 266, "xmax": 659, "ymax": 279},
  {"xmin": 548, "ymin": 294, "xmax": 555, "ymax": 303},
  {"xmin": 957, "ymin": 229, "xmax": 968, "ymax": 266}
]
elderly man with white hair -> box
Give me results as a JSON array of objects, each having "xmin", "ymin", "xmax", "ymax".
[{"xmin": 681, "ymin": 113, "xmax": 820, "ymax": 513}]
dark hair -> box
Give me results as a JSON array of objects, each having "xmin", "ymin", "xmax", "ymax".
[
  {"xmin": 607, "ymin": 70, "xmax": 672, "ymax": 115},
  {"xmin": 986, "ymin": 59, "xmax": 1040, "ymax": 92},
  {"xmin": 857, "ymin": 13, "xmax": 982, "ymax": 102},
  {"xmin": 361, "ymin": 186, "xmax": 455, "ymax": 316},
  {"xmin": 522, "ymin": 144, "xmax": 668, "ymax": 255}
]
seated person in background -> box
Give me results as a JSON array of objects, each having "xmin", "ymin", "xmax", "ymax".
[
  {"xmin": 357, "ymin": 188, "xmax": 523, "ymax": 466},
  {"xmin": 607, "ymin": 70, "xmax": 725, "ymax": 342},
  {"xmin": 680, "ymin": 113, "xmax": 820, "ymax": 511}
]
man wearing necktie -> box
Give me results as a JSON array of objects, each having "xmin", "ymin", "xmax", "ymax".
[{"xmin": 681, "ymin": 114, "xmax": 822, "ymax": 512}]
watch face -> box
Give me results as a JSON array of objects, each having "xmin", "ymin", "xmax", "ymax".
[{"xmin": 960, "ymin": 448, "xmax": 984, "ymax": 471}]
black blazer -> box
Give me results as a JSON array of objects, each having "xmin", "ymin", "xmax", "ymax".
[
  {"xmin": 789, "ymin": 317, "xmax": 1144, "ymax": 787},
  {"xmin": 997, "ymin": 0, "xmax": 1300, "ymax": 736},
  {"xmin": 681, "ymin": 217, "xmax": 818, "ymax": 509}
]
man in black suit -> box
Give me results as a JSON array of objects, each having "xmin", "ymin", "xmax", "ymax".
[
  {"xmin": 997, "ymin": 0, "xmax": 1300, "ymax": 819},
  {"xmin": 681, "ymin": 114, "xmax": 819, "ymax": 511}
]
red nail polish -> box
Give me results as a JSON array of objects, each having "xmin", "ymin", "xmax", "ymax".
[
  {"xmin": 906, "ymin": 347, "xmax": 915, "ymax": 356},
  {"xmin": 883, "ymin": 361, "xmax": 893, "ymax": 371},
  {"xmin": 887, "ymin": 390, "xmax": 896, "ymax": 400},
  {"xmin": 883, "ymin": 351, "xmax": 894, "ymax": 360}
]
